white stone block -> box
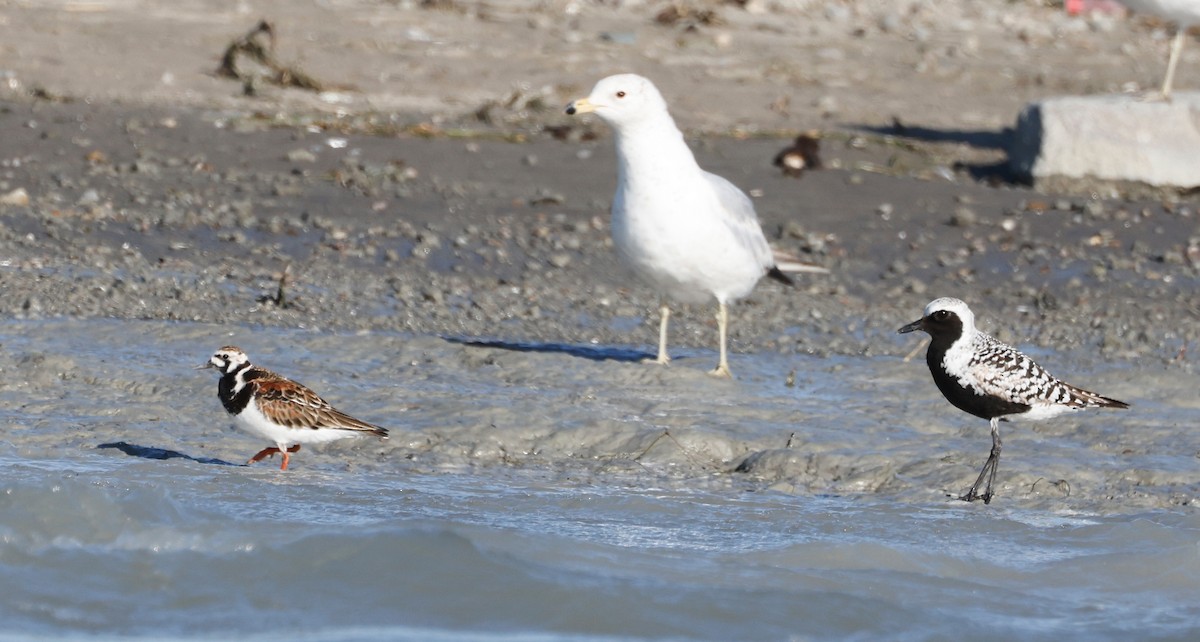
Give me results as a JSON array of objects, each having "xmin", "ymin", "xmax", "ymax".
[{"xmin": 1009, "ymin": 93, "xmax": 1200, "ymax": 189}]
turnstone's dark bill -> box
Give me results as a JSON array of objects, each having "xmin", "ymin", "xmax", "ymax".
[
  {"xmin": 198, "ymin": 346, "xmax": 389, "ymax": 470},
  {"xmin": 565, "ymin": 73, "xmax": 828, "ymax": 378},
  {"xmin": 898, "ymin": 297, "xmax": 1129, "ymax": 504}
]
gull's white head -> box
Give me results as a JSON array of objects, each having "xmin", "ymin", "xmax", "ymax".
[{"xmin": 565, "ymin": 74, "xmax": 670, "ymax": 128}]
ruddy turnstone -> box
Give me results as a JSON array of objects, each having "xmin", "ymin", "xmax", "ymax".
[
  {"xmin": 1116, "ymin": 0, "xmax": 1200, "ymax": 98},
  {"xmin": 198, "ymin": 346, "xmax": 388, "ymax": 470},
  {"xmin": 772, "ymin": 131, "xmax": 823, "ymax": 178},
  {"xmin": 898, "ymin": 297, "xmax": 1128, "ymax": 504},
  {"xmin": 565, "ymin": 73, "xmax": 827, "ymax": 377}
]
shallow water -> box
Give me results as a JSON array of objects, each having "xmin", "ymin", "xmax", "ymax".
[{"xmin": 1, "ymin": 319, "xmax": 1198, "ymax": 641}]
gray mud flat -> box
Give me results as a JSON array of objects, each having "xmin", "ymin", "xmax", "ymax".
[
  {"xmin": 0, "ymin": 319, "xmax": 1198, "ymax": 641},
  {"xmin": 0, "ymin": 318, "xmax": 1192, "ymax": 510},
  {"xmin": 1, "ymin": 100, "xmax": 1197, "ymax": 362}
]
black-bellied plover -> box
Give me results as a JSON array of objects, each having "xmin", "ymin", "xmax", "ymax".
[{"xmin": 898, "ymin": 297, "xmax": 1129, "ymax": 504}]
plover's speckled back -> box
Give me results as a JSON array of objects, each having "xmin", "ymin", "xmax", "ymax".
[
  {"xmin": 565, "ymin": 74, "xmax": 827, "ymax": 378},
  {"xmin": 899, "ymin": 297, "xmax": 1129, "ymax": 504},
  {"xmin": 198, "ymin": 346, "xmax": 389, "ymax": 471}
]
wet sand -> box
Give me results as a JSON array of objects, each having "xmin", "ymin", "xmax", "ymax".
[
  {"xmin": 0, "ymin": 317, "xmax": 1194, "ymax": 512},
  {"xmin": 0, "ymin": 1, "xmax": 1198, "ymax": 506},
  {"xmin": 2, "ymin": 1, "xmax": 1198, "ymax": 354}
]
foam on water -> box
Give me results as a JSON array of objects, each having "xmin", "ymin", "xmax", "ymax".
[{"xmin": 1, "ymin": 320, "xmax": 1198, "ymax": 640}]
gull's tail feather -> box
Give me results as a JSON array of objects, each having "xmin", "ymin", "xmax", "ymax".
[
  {"xmin": 770, "ymin": 249, "xmax": 830, "ymax": 279},
  {"xmin": 766, "ymin": 266, "xmax": 795, "ymax": 286}
]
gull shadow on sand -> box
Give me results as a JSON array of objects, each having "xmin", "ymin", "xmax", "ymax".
[
  {"xmin": 853, "ymin": 121, "xmax": 1020, "ymax": 184},
  {"xmin": 445, "ymin": 337, "xmax": 653, "ymax": 363},
  {"xmin": 98, "ymin": 441, "xmax": 240, "ymax": 466}
]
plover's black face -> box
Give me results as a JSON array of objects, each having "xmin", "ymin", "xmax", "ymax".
[
  {"xmin": 198, "ymin": 346, "xmax": 250, "ymax": 374},
  {"xmin": 899, "ymin": 308, "xmax": 963, "ymax": 340},
  {"xmin": 898, "ymin": 297, "xmax": 973, "ymax": 342}
]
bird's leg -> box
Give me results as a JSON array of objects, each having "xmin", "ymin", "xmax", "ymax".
[
  {"xmin": 708, "ymin": 302, "xmax": 733, "ymax": 378},
  {"xmin": 643, "ymin": 303, "xmax": 671, "ymax": 365},
  {"xmin": 960, "ymin": 418, "xmax": 1002, "ymax": 504},
  {"xmin": 1161, "ymin": 27, "xmax": 1186, "ymax": 100},
  {"xmin": 248, "ymin": 447, "xmax": 279, "ymax": 465},
  {"xmin": 247, "ymin": 444, "xmax": 301, "ymax": 468},
  {"xmin": 279, "ymin": 444, "xmax": 301, "ymax": 471}
]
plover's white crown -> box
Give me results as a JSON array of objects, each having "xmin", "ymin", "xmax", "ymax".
[{"xmin": 923, "ymin": 297, "xmax": 974, "ymax": 327}]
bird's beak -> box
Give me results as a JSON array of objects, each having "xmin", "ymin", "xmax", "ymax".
[
  {"xmin": 565, "ymin": 97, "xmax": 595, "ymax": 116},
  {"xmin": 897, "ymin": 318, "xmax": 924, "ymax": 335},
  {"xmin": 195, "ymin": 361, "xmax": 215, "ymax": 371}
]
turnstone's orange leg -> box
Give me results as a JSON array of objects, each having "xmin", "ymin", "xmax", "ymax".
[
  {"xmin": 279, "ymin": 445, "xmax": 301, "ymax": 471},
  {"xmin": 248, "ymin": 447, "xmax": 281, "ymax": 464},
  {"xmin": 248, "ymin": 445, "xmax": 301, "ymax": 468}
]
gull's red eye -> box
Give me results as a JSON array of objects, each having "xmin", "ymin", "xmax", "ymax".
[{"xmin": 616, "ymin": 91, "xmax": 626, "ymax": 98}]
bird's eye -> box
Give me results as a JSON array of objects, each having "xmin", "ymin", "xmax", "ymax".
[
  {"xmin": 932, "ymin": 311, "xmax": 949, "ymax": 320},
  {"xmin": 616, "ymin": 91, "xmax": 626, "ymax": 98}
]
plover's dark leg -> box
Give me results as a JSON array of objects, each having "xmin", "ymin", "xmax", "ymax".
[{"xmin": 960, "ymin": 417, "xmax": 1003, "ymax": 504}]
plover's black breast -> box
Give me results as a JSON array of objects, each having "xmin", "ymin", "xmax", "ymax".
[{"xmin": 928, "ymin": 335, "xmax": 1033, "ymax": 421}]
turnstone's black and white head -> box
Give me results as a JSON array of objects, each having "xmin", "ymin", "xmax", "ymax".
[
  {"xmin": 200, "ymin": 345, "xmax": 252, "ymax": 376},
  {"xmin": 198, "ymin": 346, "xmax": 388, "ymax": 471},
  {"xmin": 899, "ymin": 297, "xmax": 1128, "ymax": 504}
]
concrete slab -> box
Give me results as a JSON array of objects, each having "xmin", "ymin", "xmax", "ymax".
[{"xmin": 1009, "ymin": 93, "xmax": 1200, "ymax": 189}]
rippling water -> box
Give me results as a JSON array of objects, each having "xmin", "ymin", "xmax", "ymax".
[
  {"xmin": 4, "ymin": 456, "xmax": 1200, "ymax": 641},
  {"xmin": 1, "ymin": 320, "xmax": 1198, "ymax": 641}
]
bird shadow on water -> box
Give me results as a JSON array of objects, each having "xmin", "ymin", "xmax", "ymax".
[
  {"xmin": 97, "ymin": 441, "xmax": 240, "ymax": 466},
  {"xmin": 444, "ymin": 336, "xmax": 652, "ymax": 363}
]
